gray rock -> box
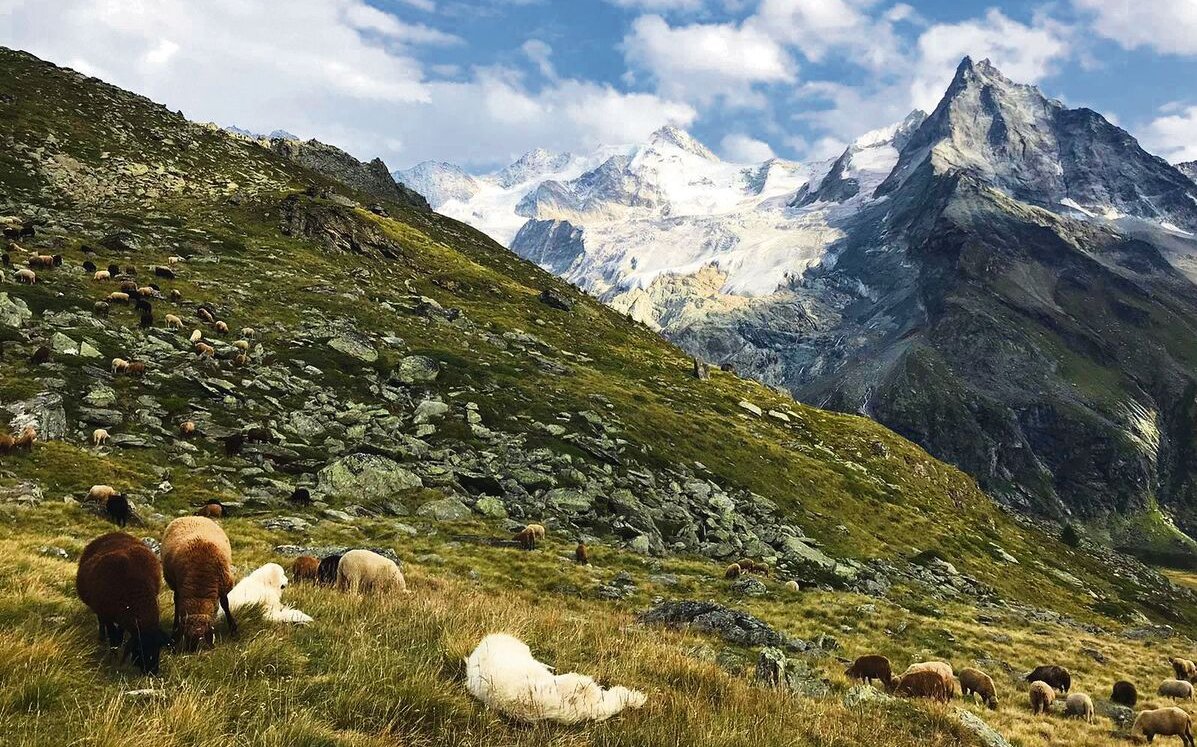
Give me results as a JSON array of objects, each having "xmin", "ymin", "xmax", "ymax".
[
  {"xmin": 260, "ymin": 516, "xmax": 312, "ymax": 532},
  {"xmin": 953, "ymin": 709, "xmax": 1013, "ymax": 747},
  {"xmin": 394, "ymin": 355, "xmax": 440, "ymax": 384},
  {"xmin": 321, "ymin": 508, "xmax": 355, "ymax": 523},
  {"xmin": 328, "ymin": 333, "xmax": 378, "ymax": 363},
  {"xmin": 474, "ymin": 496, "xmax": 507, "ymax": 519},
  {"xmin": 0, "ymin": 292, "xmax": 31, "ymax": 327},
  {"xmin": 731, "ymin": 577, "xmax": 768, "ymax": 596},
  {"xmin": 545, "ymin": 488, "xmax": 593, "ymax": 514},
  {"xmin": 413, "ymin": 399, "xmax": 449, "ymax": 424},
  {"xmin": 638, "ymin": 600, "xmax": 806, "ymax": 651},
  {"xmin": 318, "ymin": 453, "xmax": 422, "ymax": 498},
  {"xmin": 843, "ymin": 684, "xmax": 897, "ymax": 708},
  {"xmin": 415, "ymin": 497, "xmax": 472, "ymax": 521},
  {"xmin": 79, "ymin": 341, "xmax": 102, "ymax": 359},
  {"xmin": 8, "ymin": 392, "xmax": 67, "ymax": 441},
  {"xmin": 50, "ymin": 332, "xmax": 78, "ymax": 355}
]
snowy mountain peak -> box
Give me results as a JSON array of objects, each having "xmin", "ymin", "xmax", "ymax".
[
  {"xmin": 496, "ymin": 148, "xmax": 573, "ymax": 188},
  {"xmin": 648, "ymin": 125, "xmax": 717, "ymax": 160},
  {"xmin": 792, "ymin": 109, "xmax": 926, "ymax": 207},
  {"xmin": 393, "ymin": 160, "xmax": 480, "ymax": 209}
]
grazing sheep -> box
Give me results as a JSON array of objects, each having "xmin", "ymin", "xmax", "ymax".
[
  {"xmin": 196, "ymin": 502, "xmax": 223, "ymax": 519},
  {"xmin": 106, "ymin": 291, "xmax": 130, "ymax": 303},
  {"xmin": 1159, "ymin": 679, "xmax": 1194, "ymax": 700},
  {"xmin": 106, "ymin": 263, "xmax": 120, "ymax": 276},
  {"xmin": 575, "ymin": 542, "xmax": 589, "ymax": 565},
  {"xmin": 194, "ymin": 342, "xmax": 215, "ymax": 359},
  {"xmin": 292, "ymin": 555, "xmax": 319, "ymax": 583},
  {"xmin": 189, "ymin": 329, "xmax": 203, "ymax": 343},
  {"xmin": 221, "ymin": 563, "xmax": 312, "ymax": 625},
  {"xmin": 514, "ymin": 526, "xmax": 539, "ymax": 551},
  {"xmin": 165, "ymin": 313, "xmax": 183, "ymax": 329},
  {"xmin": 233, "ymin": 353, "xmax": 249, "ymax": 367},
  {"xmin": 337, "ymin": 549, "xmax": 406, "ymax": 594},
  {"xmin": 15, "ymin": 268, "xmax": 36, "ymax": 284},
  {"xmin": 232, "ymin": 339, "xmax": 250, "ymax": 352},
  {"xmin": 111, "ymin": 357, "xmax": 130, "ymax": 374},
  {"xmin": 168, "ymin": 256, "xmax": 183, "ymax": 264},
  {"xmin": 197, "ymin": 308, "xmax": 215, "ymax": 323},
  {"xmin": 154, "ymin": 266, "xmax": 175, "ymax": 279},
  {"xmin": 465, "ymin": 633, "xmax": 647, "ymax": 724},
  {"xmin": 737, "ymin": 559, "xmax": 757, "ymax": 572},
  {"xmin": 27, "ymin": 254, "xmax": 59, "ymax": 268},
  {"xmin": 317, "ymin": 554, "xmax": 343, "ymax": 585},
  {"xmin": 119, "ymin": 280, "xmax": 138, "ymax": 294},
  {"xmin": 1063, "ymin": 692, "xmax": 1094, "ymax": 723},
  {"xmin": 0, "ymin": 432, "xmax": 12, "ymax": 455},
  {"xmin": 137, "ymin": 286, "xmax": 155, "ymax": 298},
  {"xmin": 724, "ymin": 563, "xmax": 742, "ymax": 580},
  {"xmin": 1030, "ymin": 680, "xmax": 1055, "ymax": 714},
  {"xmin": 959, "ymin": 667, "xmax": 999, "ymax": 709},
  {"xmin": 1172, "ymin": 658, "xmax": 1197, "ymax": 682},
  {"xmin": 170, "ymin": 289, "xmax": 182, "ymax": 301},
  {"xmin": 1026, "ymin": 665, "xmax": 1071, "ymax": 693},
  {"xmin": 785, "ymin": 579, "xmax": 800, "ymax": 592},
  {"xmin": 161, "ymin": 516, "xmax": 237, "ymax": 650},
  {"xmin": 1135, "ymin": 707, "xmax": 1195, "ymax": 747},
  {"xmin": 86, "ymin": 484, "xmax": 120, "ymax": 503},
  {"xmin": 904, "ymin": 661, "xmax": 954, "ymax": 679},
  {"xmin": 1112, "ymin": 680, "xmax": 1138, "ymax": 707},
  {"xmin": 29, "ymin": 345, "xmax": 51, "ymax": 364},
  {"xmin": 845, "ymin": 654, "xmax": 898, "ymax": 692},
  {"xmin": 178, "ymin": 421, "xmax": 196, "ymax": 438},
  {"xmin": 126, "ymin": 361, "xmax": 146, "ymax": 376},
  {"xmin": 290, "ymin": 487, "xmax": 312, "ymax": 505},
  {"xmin": 76, "ymin": 532, "xmax": 172, "ymax": 675},
  {"xmin": 241, "ymin": 327, "xmax": 255, "ymax": 338},
  {"xmin": 92, "ymin": 428, "xmax": 109, "ymax": 446},
  {"xmin": 214, "ymin": 320, "xmax": 229, "ymax": 334},
  {"xmin": 106, "ymin": 494, "xmax": 131, "ymax": 527},
  {"xmin": 93, "ymin": 301, "xmax": 109, "ymax": 317},
  {"xmin": 895, "ymin": 670, "xmax": 953, "ymax": 702},
  {"xmin": 13, "ymin": 426, "xmax": 36, "ymax": 452},
  {"xmin": 83, "ymin": 260, "xmax": 97, "ymax": 273}
]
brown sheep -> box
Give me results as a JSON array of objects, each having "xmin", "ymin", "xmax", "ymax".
[
  {"xmin": 13, "ymin": 426, "xmax": 36, "ymax": 452},
  {"xmin": 232, "ymin": 339, "xmax": 250, "ymax": 352},
  {"xmin": 292, "ymin": 555, "xmax": 319, "ymax": 583},
  {"xmin": 737, "ymin": 559, "xmax": 757, "ymax": 572},
  {"xmin": 161, "ymin": 516, "xmax": 236, "ymax": 650},
  {"xmin": 895, "ymin": 670, "xmax": 952, "ymax": 702},
  {"xmin": 106, "ymin": 291, "xmax": 130, "ymax": 303},
  {"xmin": 724, "ymin": 562, "xmax": 742, "ymax": 579},
  {"xmin": 1112, "ymin": 680, "xmax": 1138, "ymax": 707},
  {"xmin": 845, "ymin": 654, "xmax": 898, "ymax": 691},
  {"xmin": 959, "ymin": 667, "xmax": 999, "ymax": 709},
  {"xmin": 1063, "ymin": 692, "xmax": 1094, "ymax": 723},
  {"xmin": 15, "ymin": 268, "xmax": 36, "ymax": 284},
  {"xmin": 575, "ymin": 542, "xmax": 589, "ymax": 564},
  {"xmin": 125, "ymin": 361, "xmax": 146, "ymax": 376},
  {"xmin": 1135, "ymin": 707, "xmax": 1195, "ymax": 747},
  {"xmin": 214, "ymin": 320, "xmax": 229, "ymax": 334},
  {"xmin": 233, "ymin": 353, "xmax": 249, "ymax": 367},
  {"xmin": 137, "ymin": 286, "xmax": 155, "ymax": 298},
  {"xmin": 514, "ymin": 526, "xmax": 539, "ymax": 550},
  {"xmin": 179, "ymin": 421, "xmax": 196, "ymax": 438},
  {"xmin": 28, "ymin": 254, "xmax": 56, "ymax": 268},
  {"xmin": 76, "ymin": 532, "xmax": 171, "ymax": 675},
  {"xmin": 1172, "ymin": 658, "xmax": 1197, "ymax": 683},
  {"xmin": 0, "ymin": 432, "xmax": 14, "ymax": 455},
  {"xmin": 195, "ymin": 503, "xmax": 223, "ymax": 519},
  {"xmin": 93, "ymin": 269, "xmax": 111, "ymax": 281},
  {"xmin": 197, "ymin": 308, "xmax": 215, "ymax": 323},
  {"xmin": 195, "ymin": 342, "xmax": 215, "ymax": 359},
  {"xmin": 92, "ymin": 428, "xmax": 110, "ymax": 446},
  {"xmin": 1030, "ymin": 680, "xmax": 1055, "ymax": 714},
  {"xmin": 170, "ymin": 289, "xmax": 182, "ymax": 301}
]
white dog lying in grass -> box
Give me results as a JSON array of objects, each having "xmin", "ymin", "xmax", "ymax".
[
  {"xmin": 221, "ymin": 562, "xmax": 313, "ymax": 624},
  {"xmin": 465, "ymin": 633, "xmax": 646, "ymax": 724}
]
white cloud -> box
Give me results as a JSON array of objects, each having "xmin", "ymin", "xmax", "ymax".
[
  {"xmin": 1142, "ymin": 105, "xmax": 1197, "ymax": 162},
  {"xmin": 750, "ymin": 0, "xmax": 905, "ymax": 70},
  {"xmin": 521, "ymin": 39, "xmax": 557, "ymax": 80},
  {"xmin": 720, "ymin": 133, "xmax": 775, "ymax": 161},
  {"xmin": 909, "ymin": 9, "xmax": 1072, "ymax": 111},
  {"xmin": 1074, "ymin": 0, "xmax": 1197, "ymax": 56},
  {"xmin": 0, "ymin": 0, "xmax": 696, "ymax": 170},
  {"xmin": 623, "ymin": 14, "xmax": 796, "ymax": 106}
]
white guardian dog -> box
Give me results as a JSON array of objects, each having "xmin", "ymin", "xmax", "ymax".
[
  {"xmin": 465, "ymin": 633, "xmax": 647, "ymax": 724},
  {"xmin": 222, "ymin": 562, "xmax": 313, "ymax": 624}
]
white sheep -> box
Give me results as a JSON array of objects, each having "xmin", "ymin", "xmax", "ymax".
[
  {"xmin": 189, "ymin": 329, "xmax": 203, "ymax": 344},
  {"xmin": 465, "ymin": 633, "xmax": 647, "ymax": 724},
  {"xmin": 165, "ymin": 313, "xmax": 183, "ymax": 330},
  {"xmin": 336, "ymin": 549, "xmax": 407, "ymax": 594},
  {"xmin": 219, "ymin": 563, "xmax": 312, "ymax": 625},
  {"xmin": 1159, "ymin": 679, "xmax": 1195, "ymax": 700},
  {"xmin": 92, "ymin": 428, "xmax": 109, "ymax": 447}
]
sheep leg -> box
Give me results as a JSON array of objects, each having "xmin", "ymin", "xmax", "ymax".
[
  {"xmin": 172, "ymin": 589, "xmax": 182, "ymax": 639},
  {"xmin": 220, "ymin": 593, "xmax": 237, "ymax": 634}
]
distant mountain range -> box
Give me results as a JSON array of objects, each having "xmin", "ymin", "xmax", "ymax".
[{"xmin": 396, "ymin": 58, "xmax": 1197, "ymax": 557}]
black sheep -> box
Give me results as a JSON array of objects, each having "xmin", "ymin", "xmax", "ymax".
[
  {"xmin": 83, "ymin": 260, "xmax": 97, "ymax": 273},
  {"xmin": 317, "ymin": 554, "xmax": 343, "ymax": 585},
  {"xmin": 107, "ymin": 263, "xmax": 120, "ymax": 276},
  {"xmin": 1112, "ymin": 680, "xmax": 1138, "ymax": 707},
  {"xmin": 290, "ymin": 486, "xmax": 312, "ymax": 505},
  {"xmin": 29, "ymin": 345, "xmax": 51, "ymax": 364},
  {"xmin": 1026, "ymin": 665, "xmax": 1071, "ymax": 693},
  {"xmin": 105, "ymin": 494, "xmax": 131, "ymax": 527},
  {"xmin": 154, "ymin": 266, "xmax": 175, "ymax": 279}
]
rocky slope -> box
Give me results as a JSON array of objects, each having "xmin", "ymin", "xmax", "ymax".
[
  {"xmin": 1, "ymin": 46, "xmax": 1191, "ymax": 622},
  {"xmin": 405, "ymin": 58, "xmax": 1197, "ymax": 557}
]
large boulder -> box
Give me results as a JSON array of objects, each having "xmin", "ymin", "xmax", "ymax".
[
  {"xmin": 415, "ymin": 496, "xmax": 472, "ymax": 521},
  {"xmin": 393, "ymin": 355, "xmax": 440, "ymax": 385},
  {"xmin": 318, "ymin": 453, "xmax": 422, "ymax": 499},
  {"xmin": 7, "ymin": 392, "xmax": 67, "ymax": 440},
  {"xmin": 638, "ymin": 600, "xmax": 806, "ymax": 651},
  {"xmin": 0, "ymin": 292, "xmax": 31, "ymax": 327}
]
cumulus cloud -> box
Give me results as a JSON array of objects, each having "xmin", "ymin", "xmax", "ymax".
[
  {"xmin": 0, "ymin": 0, "xmax": 696, "ymax": 170},
  {"xmin": 1142, "ymin": 105, "xmax": 1197, "ymax": 163},
  {"xmin": 720, "ymin": 133, "xmax": 775, "ymax": 161},
  {"xmin": 751, "ymin": 0, "xmax": 905, "ymax": 70},
  {"xmin": 908, "ymin": 9, "xmax": 1072, "ymax": 111},
  {"xmin": 1074, "ymin": 0, "xmax": 1197, "ymax": 56},
  {"xmin": 623, "ymin": 14, "xmax": 796, "ymax": 106}
]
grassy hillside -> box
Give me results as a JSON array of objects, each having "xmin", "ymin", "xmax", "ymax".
[{"xmin": 0, "ymin": 47, "xmax": 1195, "ymax": 746}]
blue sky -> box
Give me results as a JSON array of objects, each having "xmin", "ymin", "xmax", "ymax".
[{"xmin": 4, "ymin": 0, "xmax": 1197, "ymax": 171}]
